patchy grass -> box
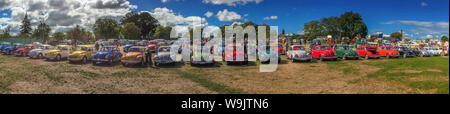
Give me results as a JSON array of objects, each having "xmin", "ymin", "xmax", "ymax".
[
  {"xmin": 362, "ymin": 57, "xmax": 449, "ymax": 94},
  {"xmin": 175, "ymin": 68, "xmax": 243, "ymax": 94}
]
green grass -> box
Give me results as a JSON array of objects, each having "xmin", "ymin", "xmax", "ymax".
[
  {"xmin": 363, "ymin": 57, "xmax": 449, "ymax": 94},
  {"xmin": 175, "ymin": 69, "xmax": 243, "ymax": 94},
  {"xmin": 326, "ymin": 61, "xmax": 360, "ymax": 75}
]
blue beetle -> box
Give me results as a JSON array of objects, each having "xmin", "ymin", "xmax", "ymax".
[
  {"xmin": 0, "ymin": 42, "xmax": 12, "ymax": 53},
  {"xmin": 2, "ymin": 43, "xmax": 24, "ymax": 55},
  {"xmin": 92, "ymin": 46, "xmax": 122, "ymax": 65}
]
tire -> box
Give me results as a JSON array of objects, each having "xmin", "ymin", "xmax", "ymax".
[
  {"xmin": 420, "ymin": 53, "xmax": 424, "ymax": 57},
  {"xmin": 226, "ymin": 61, "xmax": 230, "ymax": 65},
  {"xmin": 81, "ymin": 56, "xmax": 87, "ymax": 64},
  {"xmin": 342, "ymin": 54, "xmax": 347, "ymax": 60},
  {"xmin": 92, "ymin": 62, "xmax": 97, "ymax": 66},
  {"xmin": 403, "ymin": 54, "xmax": 407, "ymax": 58},
  {"xmin": 365, "ymin": 54, "xmax": 369, "ymax": 60},
  {"xmin": 387, "ymin": 54, "xmax": 390, "ymax": 59},
  {"xmin": 38, "ymin": 53, "xmax": 43, "ymax": 59},
  {"xmin": 141, "ymin": 58, "xmax": 146, "ymax": 66},
  {"xmin": 108, "ymin": 59, "xmax": 113, "ymax": 65},
  {"xmin": 21, "ymin": 52, "xmax": 24, "ymax": 57},
  {"xmin": 122, "ymin": 62, "xmax": 127, "ymax": 67},
  {"xmin": 319, "ymin": 55, "xmax": 323, "ymax": 62},
  {"xmin": 56, "ymin": 55, "xmax": 61, "ymax": 61}
]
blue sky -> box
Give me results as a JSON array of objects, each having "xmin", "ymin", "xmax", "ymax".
[
  {"xmin": 0, "ymin": 0, "xmax": 448, "ymax": 39},
  {"xmin": 128, "ymin": 0, "xmax": 449, "ymax": 39}
]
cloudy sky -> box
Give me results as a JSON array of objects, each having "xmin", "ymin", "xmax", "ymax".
[{"xmin": 0, "ymin": 0, "xmax": 449, "ymax": 39}]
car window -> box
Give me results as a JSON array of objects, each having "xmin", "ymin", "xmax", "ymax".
[
  {"xmin": 159, "ymin": 47, "xmax": 171, "ymax": 52},
  {"xmin": 320, "ymin": 46, "xmax": 329, "ymax": 50},
  {"xmin": 129, "ymin": 48, "xmax": 145, "ymax": 52},
  {"xmin": 292, "ymin": 46, "xmax": 305, "ymax": 50}
]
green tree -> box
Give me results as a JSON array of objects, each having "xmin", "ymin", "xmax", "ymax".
[
  {"xmin": 441, "ymin": 35, "xmax": 449, "ymax": 42},
  {"xmin": 304, "ymin": 20, "xmax": 321, "ymax": 39},
  {"xmin": 390, "ymin": 32, "xmax": 403, "ymax": 40},
  {"xmin": 20, "ymin": 13, "xmax": 32, "ymax": 36},
  {"xmin": 66, "ymin": 25, "xmax": 91, "ymax": 45},
  {"xmin": 93, "ymin": 18, "xmax": 120, "ymax": 40},
  {"xmin": 121, "ymin": 11, "xmax": 159, "ymax": 39},
  {"xmin": 339, "ymin": 11, "xmax": 368, "ymax": 40},
  {"xmin": 52, "ymin": 32, "xmax": 65, "ymax": 42},
  {"xmin": 320, "ymin": 16, "xmax": 341, "ymax": 42},
  {"xmin": 32, "ymin": 22, "xmax": 51, "ymax": 42},
  {"xmin": 2, "ymin": 26, "xmax": 12, "ymax": 38},
  {"xmin": 153, "ymin": 25, "xmax": 172, "ymax": 40},
  {"xmin": 121, "ymin": 22, "xmax": 140, "ymax": 40}
]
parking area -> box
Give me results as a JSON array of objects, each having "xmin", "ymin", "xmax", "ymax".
[{"xmin": 1, "ymin": 54, "xmax": 448, "ymax": 94}]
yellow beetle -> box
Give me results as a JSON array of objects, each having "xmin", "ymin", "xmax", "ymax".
[
  {"xmin": 45, "ymin": 45, "xmax": 72, "ymax": 61},
  {"xmin": 69, "ymin": 45, "xmax": 96, "ymax": 64}
]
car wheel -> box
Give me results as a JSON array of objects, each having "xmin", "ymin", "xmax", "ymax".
[
  {"xmin": 387, "ymin": 54, "xmax": 390, "ymax": 59},
  {"xmin": 38, "ymin": 53, "xmax": 43, "ymax": 59},
  {"xmin": 141, "ymin": 58, "xmax": 146, "ymax": 66},
  {"xmin": 21, "ymin": 52, "xmax": 25, "ymax": 57},
  {"xmin": 342, "ymin": 54, "xmax": 347, "ymax": 60},
  {"xmin": 109, "ymin": 59, "xmax": 113, "ymax": 65},
  {"xmin": 82, "ymin": 56, "xmax": 87, "ymax": 64},
  {"xmin": 319, "ymin": 55, "xmax": 323, "ymax": 62},
  {"xmin": 122, "ymin": 62, "xmax": 127, "ymax": 67},
  {"xmin": 56, "ymin": 55, "xmax": 61, "ymax": 61},
  {"xmin": 365, "ymin": 54, "xmax": 369, "ymax": 60},
  {"xmin": 226, "ymin": 61, "xmax": 230, "ymax": 65},
  {"xmin": 403, "ymin": 54, "xmax": 407, "ymax": 58},
  {"xmin": 420, "ymin": 53, "xmax": 424, "ymax": 57}
]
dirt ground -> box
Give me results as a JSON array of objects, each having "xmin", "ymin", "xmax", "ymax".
[{"xmin": 0, "ymin": 54, "xmax": 448, "ymax": 94}]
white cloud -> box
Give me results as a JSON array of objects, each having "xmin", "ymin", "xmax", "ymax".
[
  {"xmin": 216, "ymin": 9, "xmax": 242, "ymax": 22},
  {"xmin": 382, "ymin": 20, "xmax": 449, "ymax": 35},
  {"xmin": 0, "ymin": 0, "xmax": 137, "ymax": 35},
  {"xmin": 421, "ymin": 2, "xmax": 428, "ymax": 7},
  {"xmin": 263, "ymin": 16, "xmax": 278, "ymax": 20},
  {"xmin": 148, "ymin": 7, "xmax": 208, "ymax": 27},
  {"xmin": 161, "ymin": 0, "xmax": 168, "ymax": 3},
  {"xmin": 204, "ymin": 11, "xmax": 213, "ymax": 18},
  {"xmin": 2, "ymin": 13, "xmax": 7, "ymax": 16},
  {"xmin": 202, "ymin": 0, "xmax": 263, "ymax": 6}
]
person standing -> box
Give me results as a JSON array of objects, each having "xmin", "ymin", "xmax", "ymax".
[{"xmin": 146, "ymin": 48, "xmax": 153, "ymax": 67}]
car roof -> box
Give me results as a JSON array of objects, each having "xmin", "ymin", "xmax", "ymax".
[
  {"xmin": 80, "ymin": 45, "xmax": 95, "ymax": 48},
  {"xmin": 57, "ymin": 45, "xmax": 70, "ymax": 47},
  {"xmin": 130, "ymin": 46, "xmax": 146, "ymax": 49}
]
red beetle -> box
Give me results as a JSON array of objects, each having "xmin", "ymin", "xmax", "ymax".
[
  {"xmin": 14, "ymin": 44, "xmax": 35, "ymax": 57},
  {"xmin": 222, "ymin": 45, "xmax": 248, "ymax": 65},
  {"xmin": 311, "ymin": 45, "xmax": 338, "ymax": 61},
  {"xmin": 147, "ymin": 41, "xmax": 159, "ymax": 53},
  {"xmin": 356, "ymin": 45, "xmax": 381, "ymax": 59}
]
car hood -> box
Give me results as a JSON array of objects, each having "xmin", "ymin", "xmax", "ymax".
[
  {"xmin": 71, "ymin": 50, "xmax": 86, "ymax": 55},
  {"xmin": 15, "ymin": 48, "xmax": 26, "ymax": 52},
  {"xmin": 47, "ymin": 50, "xmax": 60, "ymax": 53},
  {"xmin": 124, "ymin": 52, "xmax": 142, "ymax": 57}
]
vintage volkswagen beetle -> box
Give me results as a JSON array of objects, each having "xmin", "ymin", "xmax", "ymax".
[
  {"xmin": 396, "ymin": 47, "xmax": 416, "ymax": 58},
  {"xmin": 14, "ymin": 44, "xmax": 35, "ymax": 57},
  {"xmin": 92, "ymin": 46, "xmax": 122, "ymax": 65},
  {"xmin": 258, "ymin": 45, "xmax": 281, "ymax": 64},
  {"xmin": 45, "ymin": 45, "xmax": 72, "ymax": 61},
  {"xmin": 29, "ymin": 44, "xmax": 54, "ymax": 59},
  {"xmin": 154, "ymin": 46, "xmax": 177, "ymax": 66},
  {"xmin": 287, "ymin": 45, "xmax": 312, "ymax": 62},
  {"xmin": 377, "ymin": 46, "xmax": 400, "ymax": 59},
  {"xmin": 3, "ymin": 43, "xmax": 24, "ymax": 55},
  {"xmin": 335, "ymin": 45, "xmax": 359, "ymax": 60},
  {"xmin": 311, "ymin": 45, "xmax": 338, "ymax": 61},
  {"xmin": 69, "ymin": 45, "xmax": 96, "ymax": 64},
  {"xmin": 356, "ymin": 45, "xmax": 381, "ymax": 59},
  {"xmin": 121, "ymin": 46, "xmax": 150, "ymax": 66}
]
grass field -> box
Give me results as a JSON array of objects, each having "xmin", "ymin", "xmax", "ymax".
[{"xmin": 0, "ymin": 55, "xmax": 448, "ymax": 94}]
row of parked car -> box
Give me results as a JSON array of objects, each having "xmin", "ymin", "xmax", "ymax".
[{"xmin": 1, "ymin": 41, "xmax": 449, "ymax": 68}]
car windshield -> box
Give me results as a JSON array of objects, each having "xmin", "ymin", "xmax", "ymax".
[
  {"xmin": 292, "ymin": 46, "xmax": 305, "ymax": 50},
  {"xmin": 58, "ymin": 46, "xmax": 69, "ymax": 50},
  {"xmin": 100, "ymin": 47, "xmax": 115, "ymax": 51},
  {"xmin": 320, "ymin": 46, "xmax": 329, "ymax": 50},
  {"xmin": 158, "ymin": 47, "xmax": 171, "ymax": 52},
  {"xmin": 129, "ymin": 48, "xmax": 145, "ymax": 52},
  {"xmin": 80, "ymin": 47, "xmax": 93, "ymax": 51},
  {"xmin": 42, "ymin": 46, "xmax": 52, "ymax": 50}
]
